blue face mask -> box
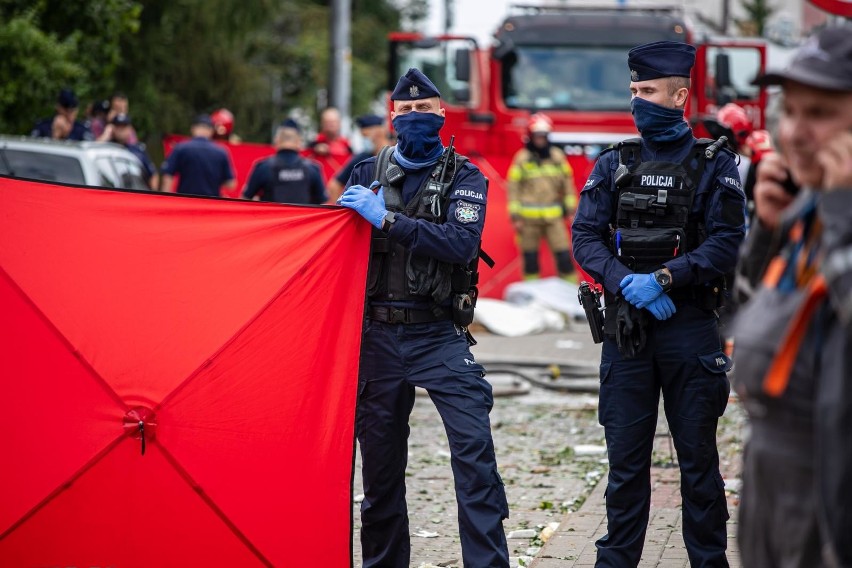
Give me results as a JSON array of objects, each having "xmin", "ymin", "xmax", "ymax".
[
  {"xmin": 392, "ymin": 112, "xmax": 445, "ymax": 164},
  {"xmin": 630, "ymin": 97, "xmax": 690, "ymax": 143}
]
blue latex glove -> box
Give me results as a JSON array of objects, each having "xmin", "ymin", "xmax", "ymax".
[
  {"xmin": 645, "ymin": 293, "xmax": 676, "ymax": 320},
  {"xmin": 338, "ymin": 182, "xmax": 386, "ymax": 229},
  {"xmin": 619, "ymin": 273, "xmax": 663, "ymax": 309}
]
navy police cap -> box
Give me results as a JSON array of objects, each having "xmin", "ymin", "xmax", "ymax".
[
  {"xmin": 355, "ymin": 114, "xmax": 383, "ymax": 128},
  {"xmin": 58, "ymin": 88, "xmax": 79, "ymax": 109},
  {"xmin": 192, "ymin": 113, "xmax": 214, "ymax": 128},
  {"xmin": 390, "ymin": 68, "xmax": 441, "ymax": 101},
  {"xmin": 628, "ymin": 41, "xmax": 696, "ymax": 82},
  {"xmin": 279, "ymin": 118, "xmax": 301, "ymax": 132}
]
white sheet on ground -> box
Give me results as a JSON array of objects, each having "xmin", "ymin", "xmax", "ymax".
[
  {"xmin": 473, "ymin": 297, "xmax": 566, "ymax": 337},
  {"xmin": 503, "ymin": 277, "xmax": 585, "ymax": 320}
]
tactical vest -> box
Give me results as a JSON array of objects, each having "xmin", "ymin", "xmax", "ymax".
[
  {"xmin": 611, "ymin": 137, "xmax": 720, "ymax": 273},
  {"xmin": 267, "ymin": 154, "xmax": 312, "ymax": 203},
  {"xmin": 367, "ymin": 146, "xmax": 480, "ymax": 309}
]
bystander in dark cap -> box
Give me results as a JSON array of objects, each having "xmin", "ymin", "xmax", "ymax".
[
  {"xmin": 93, "ymin": 99, "xmax": 110, "ymax": 114},
  {"xmin": 752, "ymin": 26, "xmax": 852, "ymax": 92},
  {"xmin": 192, "ymin": 114, "xmax": 214, "ymax": 128},
  {"xmin": 279, "ymin": 118, "xmax": 301, "ymax": 133},
  {"xmin": 628, "ymin": 41, "xmax": 696, "ymax": 82},
  {"xmin": 355, "ymin": 114, "xmax": 383, "ymax": 128},
  {"xmin": 390, "ymin": 68, "xmax": 441, "ymax": 101},
  {"xmin": 111, "ymin": 113, "xmax": 132, "ymax": 126},
  {"xmin": 58, "ymin": 88, "xmax": 79, "ymax": 109}
]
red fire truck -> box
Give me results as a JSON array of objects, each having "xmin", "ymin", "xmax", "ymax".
[{"xmin": 387, "ymin": 4, "xmax": 768, "ymax": 297}]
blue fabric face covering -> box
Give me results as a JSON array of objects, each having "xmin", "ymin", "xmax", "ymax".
[{"xmin": 631, "ymin": 97, "xmax": 690, "ymax": 143}]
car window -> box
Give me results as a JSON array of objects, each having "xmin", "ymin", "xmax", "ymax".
[
  {"xmin": 113, "ymin": 158, "xmax": 149, "ymax": 190},
  {"xmin": 0, "ymin": 148, "xmax": 86, "ymax": 185},
  {"xmin": 95, "ymin": 157, "xmax": 119, "ymax": 188}
]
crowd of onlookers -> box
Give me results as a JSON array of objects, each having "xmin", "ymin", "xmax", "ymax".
[{"xmin": 27, "ymin": 88, "xmax": 392, "ymax": 202}]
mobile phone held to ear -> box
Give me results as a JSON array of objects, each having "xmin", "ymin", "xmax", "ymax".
[{"xmin": 781, "ymin": 171, "xmax": 800, "ymax": 196}]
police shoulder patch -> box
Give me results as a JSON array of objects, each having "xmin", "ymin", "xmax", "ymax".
[{"xmin": 454, "ymin": 200, "xmax": 481, "ymax": 224}]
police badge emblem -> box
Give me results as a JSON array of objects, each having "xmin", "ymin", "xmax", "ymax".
[
  {"xmin": 409, "ymin": 85, "xmax": 420, "ymax": 98},
  {"xmin": 630, "ymin": 69, "xmax": 639, "ymax": 81},
  {"xmin": 455, "ymin": 200, "xmax": 480, "ymax": 224}
]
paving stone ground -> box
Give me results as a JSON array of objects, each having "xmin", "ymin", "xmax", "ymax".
[{"xmin": 350, "ymin": 327, "xmax": 746, "ymax": 568}]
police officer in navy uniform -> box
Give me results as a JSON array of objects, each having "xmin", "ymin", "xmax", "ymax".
[
  {"xmin": 338, "ymin": 68, "xmax": 510, "ymax": 568},
  {"xmin": 31, "ymin": 88, "xmax": 94, "ymax": 141},
  {"xmin": 242, "ymin": 119, "xmax": 327, "ymax": 204},
  {"xmin": 160, "ymin": 114, "xmax": 235, "ymax": 196},
  {"xmin": 572, "ymin": 42, "xmax": 746, "ymax": 567}
]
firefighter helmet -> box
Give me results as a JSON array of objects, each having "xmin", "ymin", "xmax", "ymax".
[
  {"xmin": 716, "ymin": 103, "xmax": 752, "ymax": 144},
  {"xmin": 528, "ymin": 113, "xmax": 553, "ymax": 134},
  {"xmin": 744, "ymin": 129, "xmax": 773, "ymax": 163},
  {"xmin": 211, "ymin": 108, "xmax": 235, "ymax": 138}
]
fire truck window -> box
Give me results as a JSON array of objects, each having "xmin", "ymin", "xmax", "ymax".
[
  {"xmin": 705, "ymin": 47, "xmax": 761, "ymax": 104},
  {"xmin": 503, "ymin": 46, "xmax": 630, "ymax": 112},
  {"xmin": 395, "ymin": 39, "xmax": 476, "ymax": 107}
]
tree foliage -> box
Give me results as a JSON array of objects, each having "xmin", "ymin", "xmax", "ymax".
[
  {"xmin": 737, "ymin": 0, "xmax": 775, "ymax": 37},
  {"xmin": 0, "ymin": 0, "xmax": 141, "ymax": 135},
  {"xmin": 1, "ymin": 0, "xmax": 416, "ymax": 157}
]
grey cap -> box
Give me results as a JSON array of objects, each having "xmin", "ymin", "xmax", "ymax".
[{"xmin": 752, "ymin": 26, "xmax": 852, "ymax": 92}]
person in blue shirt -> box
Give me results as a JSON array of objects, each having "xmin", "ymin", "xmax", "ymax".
[
  {"xmin": 242, "ymin": 119, "xmax": 327, "ymax": 204},
  {"xmin": 106, "ymin": 113, "xmax": 159, "ymax": 190},
  {"xmin": 31, "ymin": 88, "xmax": 93, "ymax": 141},
  {"xmin": 160, "ymin": 114, "xmax": 235, "ymax": 196},
  {"xmin": 326, "ymin": 114, "xmax": 389, "ymax": 202},
  {"xmin": 338, "ymin": 68, "xmax": 510, "ymax": 568},
  {"xmin": 572, "ymin": 41, "xmax": 746, "ymax": 567}
]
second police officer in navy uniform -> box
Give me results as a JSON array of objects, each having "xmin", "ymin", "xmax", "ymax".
[
  {"xmin": 338, "ymin": 68, "xmax": 510, "ymax": 568},
  {"xmin": 572, "ymin": 42, "xmax": 746, "ymax": 567}
]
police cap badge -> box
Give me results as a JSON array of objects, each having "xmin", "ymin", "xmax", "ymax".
[{"xmin": 390, "ymin": 68, "xmax": 442, "ymax": 101}]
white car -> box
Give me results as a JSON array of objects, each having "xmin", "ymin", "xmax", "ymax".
[{"xmin": 0, "ymin": 136, "xmax": 150, "ymax": 190}]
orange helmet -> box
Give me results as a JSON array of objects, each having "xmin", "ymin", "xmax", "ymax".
[
  {"xmin": 527, "ymin": 113, "xmax": 553, "ymax": 134},
  {"xmin": 211, "ymin": 108, "xmax": 235, "ymax": 137},
  {"xmin": 716, "ymin": 103, "xmax": 752, "ymax": 145}
]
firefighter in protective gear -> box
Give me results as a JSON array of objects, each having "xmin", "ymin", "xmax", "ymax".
[{"xmin": 507, "ymin": 113, "xmax": 576, "ymax": 280}]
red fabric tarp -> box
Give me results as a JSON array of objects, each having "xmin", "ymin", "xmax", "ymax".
[{"xmin": 0, "ymin": 177, "xmax": 371, "ymax": 566}]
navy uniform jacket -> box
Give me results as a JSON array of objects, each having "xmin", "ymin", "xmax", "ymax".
[
  {"xmin": 572, "ymin": 132, "xmax": 746, "ymax": 295},
  {"xmin": 161, "ymin": 137, "xmax": 234, "ymax": 197},
  {"xmin": 346, "ymin": 154, "xmax": 486, "ymax": 267},
  {"xmin": 124, "ymin": 143, "xmax": 157, "ymax": 182},
  {"xmin": 31, "ymin": 118, "xmax": 93, "ymax": 141},
  {"xmin": 242, "ymin": 149, "xmax": 327, "ymax": 204}
]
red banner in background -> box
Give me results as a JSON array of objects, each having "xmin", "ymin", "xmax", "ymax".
[{"xmin": 0, "ymin": 177, "xmax": 371, "ymax": 566}]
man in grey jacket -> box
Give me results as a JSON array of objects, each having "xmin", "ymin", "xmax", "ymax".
[{"xmin": 733, "ymin": 25, "xmax": 852, "ymax": 568}]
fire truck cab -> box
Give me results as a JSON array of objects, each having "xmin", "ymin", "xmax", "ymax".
[{"xmin": 388, "ymin": 4, "xmax": 768, "ymax": 297}]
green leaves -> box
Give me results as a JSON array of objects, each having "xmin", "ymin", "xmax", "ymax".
[{"xmin": 2, "ymin": 0, "xmax": 408, "ymax": 158}]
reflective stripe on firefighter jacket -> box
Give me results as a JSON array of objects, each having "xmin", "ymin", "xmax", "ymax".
[{"xmin": 507, "ymin": 146, "xmax": 575, "ymax": 219}]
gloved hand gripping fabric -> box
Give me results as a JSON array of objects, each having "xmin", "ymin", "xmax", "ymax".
[{"xmin": 338, "ymin": 181, "xmax": 386, "ymax": 228}]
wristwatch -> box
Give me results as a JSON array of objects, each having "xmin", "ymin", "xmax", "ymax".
[
  {"xmin": 381, "ymin": 211, "xmax": 396, "ymax": 233},
  {"xmin": 653, "ymin": 268, "xmax": 672, "ymax": 292}
]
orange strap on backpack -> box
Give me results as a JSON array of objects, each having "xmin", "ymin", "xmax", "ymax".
[
  {"xmin": 761, "ymin": 273, "xmax": 827, "ymax": 397},
  {"xmin": 758, "ymin": 216, "xmax": 827, "ymax": 397}
]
